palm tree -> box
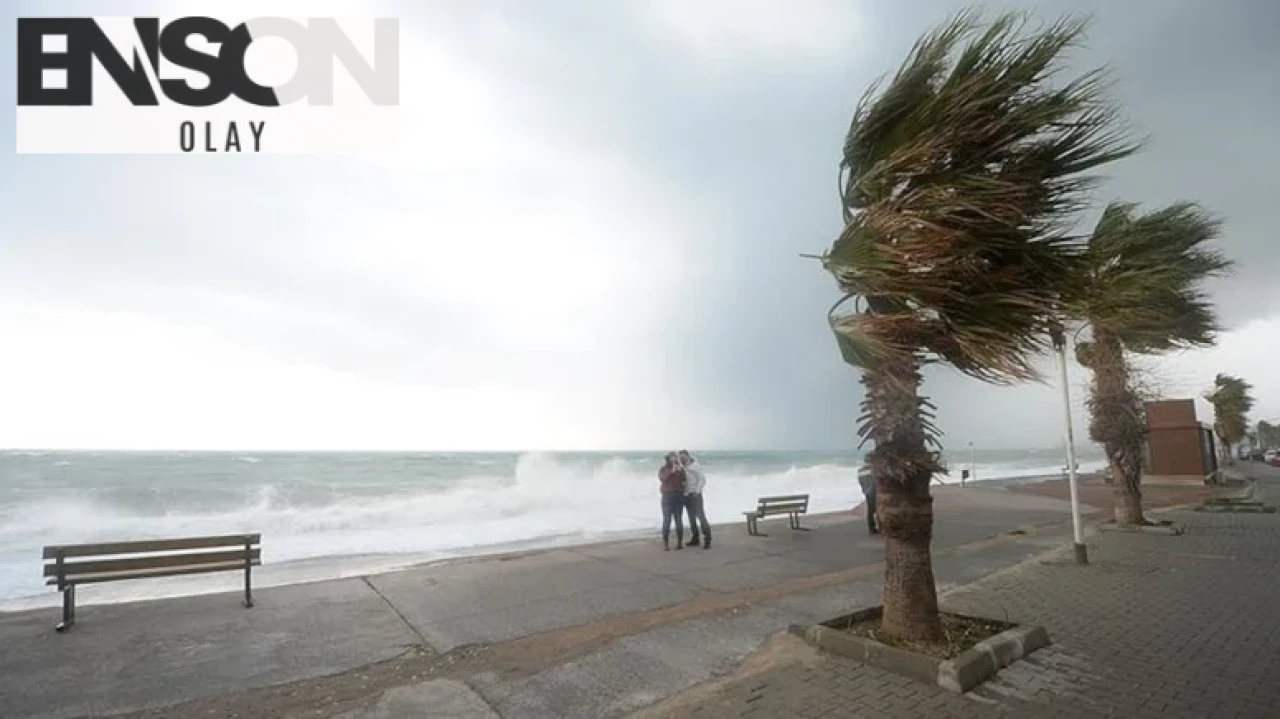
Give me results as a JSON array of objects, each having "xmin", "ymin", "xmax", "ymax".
[
  {"xmin": 1068, "ymin": 203, "xmax": 1230, "ymax": 524},
  {"xmin": 1259, "ymin": 420, "xmax": 1280, "ymax": 451},
  {"xmin": 1205, "ymin": 374, "xmax": 1254, "ymax": 463},
  {"xmin": 815, "ymin": 11, "xmax": 1135, "ymax": 641}
]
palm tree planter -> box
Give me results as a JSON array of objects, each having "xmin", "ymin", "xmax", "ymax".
[
  {"xmin": 814, "ymin": 10, "xmax": 1135, "ymax": 644},
  {"xmin": 793, "ymin": 608, "xmax": 1050, "ymax": 693}
]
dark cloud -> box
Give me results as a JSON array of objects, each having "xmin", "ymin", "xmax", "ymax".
[
  {"xmin": 428, "ymin": 0, "xmax": 1280, "ymax": 448},
  {"xmin": 1, "ymin": 0, "xmax": 1274, "ymax": 449}
]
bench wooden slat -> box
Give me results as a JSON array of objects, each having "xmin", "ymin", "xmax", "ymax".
[
  {"xmin": 757, "ymin": 495, "xmax": 809, "ymax": 504},
  {"xmin": 758, "ymin": 503, "xmax": 807, "ymax": 515},
  {"xmin": 43, "ymin": 548, "xmax": 260, "ymax": 578},
  {"xmin": 42, "ymin": 533, "xmax": 261, "ymax": 559},
  {"xmin": 45, "ymin": 559, "xmax": 261, "ymax": 586},
  {"xmin": 743, "ymin": 492, "xmax": 811, "ymax": 537}
]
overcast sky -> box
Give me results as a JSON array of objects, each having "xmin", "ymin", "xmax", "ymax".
[{"xmin": 1, "ymin": 0, "xmax": 1276, "ymax": 451}]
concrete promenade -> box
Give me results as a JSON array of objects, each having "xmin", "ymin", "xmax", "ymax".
[
  {"xmin": 0, "ymin": 484, "xmax": 1093, "ymax": 718},
  {"xmin": 659, "ymin": 462, "xmax": 1280, "ymax": 718}
]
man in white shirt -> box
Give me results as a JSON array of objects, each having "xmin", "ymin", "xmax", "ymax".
[{"xmin": 679, "ymin": 450, "xmax": 711, "ymax": 549}]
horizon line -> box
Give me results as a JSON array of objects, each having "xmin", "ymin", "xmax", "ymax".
[{"xmin": 0, "ymin": 445, "xmax": 1087, "ymax": 454}]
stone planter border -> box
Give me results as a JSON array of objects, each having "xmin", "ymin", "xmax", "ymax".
[
  {"xmin": 1197, "ymin": 490, "xmax": 1276, "ymax": 513},
  {"xmin": 1098, "ymin": 520, "xmax": 1183, "ymax": 535},
  {"xmin": 1203, "ymin": 495, "xmax": 1260, "ymax": 505},
  {"xmin": 791, "ymin": 606, "xmax": 1051, "ymax": 693},
  {"xmin": 1194, "ymin": 503, "xmax": 1276, "ymax": 514}
]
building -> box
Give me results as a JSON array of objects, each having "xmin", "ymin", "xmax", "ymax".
[{"xmin": 1143, "ymin": 399, "xmax": 1219, "ymax": 485}]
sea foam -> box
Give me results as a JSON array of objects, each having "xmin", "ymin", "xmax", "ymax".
[{"xmin": 0, "ymin": 450, "xmax": 1100, "ymax": 607}]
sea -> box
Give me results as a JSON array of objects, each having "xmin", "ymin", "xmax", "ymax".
[{"xmin": 0, "ymin": 448, "xmax": 1103, "ymax": 610}]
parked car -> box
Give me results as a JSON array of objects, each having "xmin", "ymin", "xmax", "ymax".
[{"xmin": 1266, "ymin": 449, "xmax": 1280, "ymax": 467}]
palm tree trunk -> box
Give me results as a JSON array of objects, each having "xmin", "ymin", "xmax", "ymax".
[
  {"xmin": 862, "ymin": 358, "xmax": 941, "ymax": 642},
  {"xmin": 1109, "ymin": 456, "xmax": 1144, "ymax": 525},
  {"xmin": 1088, "ymin": 331, "xmax": 1146, "ymax": 526}
]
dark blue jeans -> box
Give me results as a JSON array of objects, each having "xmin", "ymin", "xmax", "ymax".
[
  {"xmin": 685, "ymin": 493, "xmax": 710, "ymax": 544},
  {"xmin": 661, "ymin": 491, "xmax": 685, "ymax": 546}
]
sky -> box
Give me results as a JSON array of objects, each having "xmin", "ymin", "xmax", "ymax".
[{"xmin": 0, "ymin": 0, "xmax": 1277, "ymax": 452}]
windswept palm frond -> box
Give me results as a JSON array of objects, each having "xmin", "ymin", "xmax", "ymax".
[
  {"xmin": 1068, "ymin": 201, "xmax": 1232, "ymax": 353},
  {"xmin": 1067, "ymin": 199, "xmax": 1232, "ymax": 521},
  {"xmin": 822, "ymin": 10, "xmax": 1138, "ymax": 395},
  {"xmin": 1205, "ymin": 373, "xmax": 1255, "ymax": 444},
  {"xmin": 815, "ymin": 8, "xmax": 1139, "ymax": 643}
]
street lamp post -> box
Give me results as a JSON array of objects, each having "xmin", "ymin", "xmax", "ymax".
[{"xmin": 1051, "ymin": 324, "xmax": 1088, "ymax": 565}]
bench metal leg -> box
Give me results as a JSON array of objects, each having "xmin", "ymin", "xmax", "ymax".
[
  {"xmin": 56, "ymin": 585, "xmax": 75, "ymax": 632},
  {"xmin": 752, "ymin": 517, "xmax": 769, "ymax": 537},
  {"xmin": 789, "ymin": 513, "xmax": 811, "ymax": 531},
  {"xmin": 243, "ymin": 544, "xmax": 254, "ymax": 609}
]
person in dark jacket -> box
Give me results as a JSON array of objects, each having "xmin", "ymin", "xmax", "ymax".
[
  {"xmin": 658, "ymin": 452, "xmax": 686, "ymax": 550},
  {"xmin": 857, "ymin": 465, "xmax": 879, "ymax": 535}
]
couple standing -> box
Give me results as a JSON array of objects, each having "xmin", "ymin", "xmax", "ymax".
[{"xmin": 657, "ymin": 450, "xmax": 712, "ymax": 550}]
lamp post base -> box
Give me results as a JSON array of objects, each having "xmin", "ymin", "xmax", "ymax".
[{"xmin": 1073, "ymin": 542, "xmax": 1089, "ymax": 565}]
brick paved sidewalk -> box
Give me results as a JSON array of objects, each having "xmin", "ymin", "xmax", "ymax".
[{"xmin": 654, "ymin": 468, "xmax": 1280, "ymax": 718}]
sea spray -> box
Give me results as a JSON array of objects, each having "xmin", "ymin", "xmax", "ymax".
[{"xmin": 0, "ymin": 448, "xmax": 1102, "ymax": 606}]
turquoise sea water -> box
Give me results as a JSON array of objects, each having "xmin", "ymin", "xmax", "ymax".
[{"xmin": 0, "ymin": 448, "xmax": 1102, "ymax": 606}]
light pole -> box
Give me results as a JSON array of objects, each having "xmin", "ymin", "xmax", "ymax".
[{"xmin": 1051, "ymin": 323, "xmax": 1088, "ymax": 565}]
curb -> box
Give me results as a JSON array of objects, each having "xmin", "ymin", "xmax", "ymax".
[{"xmin": 938, "ymin": 624, "xmax": 1051, "ymax": 693}]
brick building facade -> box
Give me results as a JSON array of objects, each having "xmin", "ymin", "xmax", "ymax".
[{"xmin": 1144, "ymin": 399, "xmax": 1219, "ymax": 484}]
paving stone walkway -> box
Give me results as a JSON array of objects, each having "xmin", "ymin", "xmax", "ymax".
[{"xmin": 663, "ymin": 464, "xmax": 1280, "ymax": 718}]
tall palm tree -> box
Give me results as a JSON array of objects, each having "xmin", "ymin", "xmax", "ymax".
[
  {"xmin": 1068, "ymin": 202, "xmax": 1230, "ymax": 524},
  {"xmin": 816, "ymin": 11, "xmax": 1135, "ymax": 641},
  {"xmin": 1205, "ymin": 374, "xmax": 1254, "ymax": 463}
]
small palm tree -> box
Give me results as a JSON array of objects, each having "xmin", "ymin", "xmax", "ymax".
[
  {"xmin": 1068, "ymin": 202, "xmax": 1231, "ymax": 524},
  {"xmin": 816, "ymin": 11, "xmax": 1135, "ymax": 641},
  {"xmin": 1206, "ymin": 374, "xmax": 1254, "ymax": 463},
  {"xmin": 1258, "ymin": 420, "xmax": 1280, "ymax": 451}
]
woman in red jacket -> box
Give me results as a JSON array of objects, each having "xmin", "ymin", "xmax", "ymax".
[{"xmin": 658, "ymin": 452, "xmax": 686, "ymax": 550}]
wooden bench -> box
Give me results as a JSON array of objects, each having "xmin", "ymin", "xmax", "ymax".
[
  {"xmin": 743, "ymin": 494, "xmax": 810, "ymax": 536},
  {"xmin": 42, "ymin": 533, "xmax": 261, "ymax": 632}
]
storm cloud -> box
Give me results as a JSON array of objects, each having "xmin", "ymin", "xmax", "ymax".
[{"xmin": 0, "ymin": 0, "xmax": 1276, "ymax": 450}]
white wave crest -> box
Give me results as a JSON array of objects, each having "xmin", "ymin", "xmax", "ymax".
[{"xmin": 0, "ymin": 451, "xmax": 1099, "ymax": 605}]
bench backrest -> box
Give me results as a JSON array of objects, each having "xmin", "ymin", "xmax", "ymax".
[
  {"xmin": 756, "ymin": 494, "xmax": 810, "ymax": 516},
  {"xmin": 43, "ymin": 533, "xmax": 261, "ymax": 588}
]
